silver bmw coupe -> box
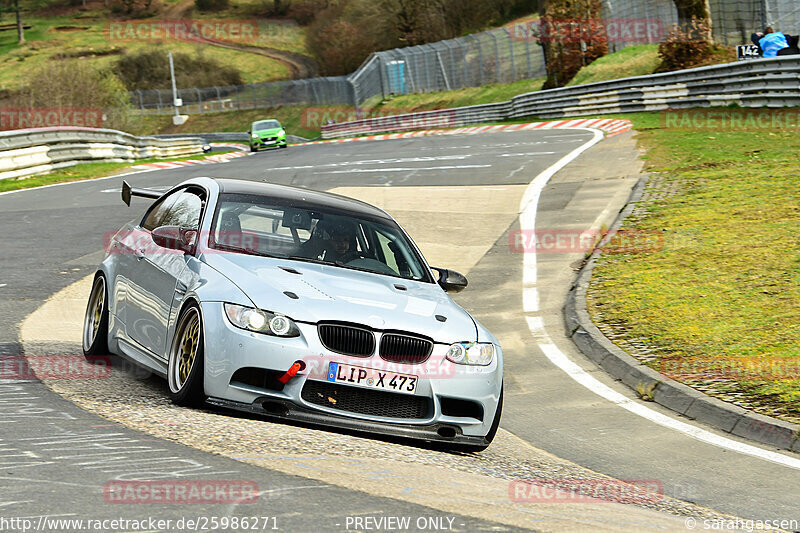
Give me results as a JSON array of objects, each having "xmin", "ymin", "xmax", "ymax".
[{"xmin": 83, "ymin": 177, "xmax": 503, "ymax": 450}]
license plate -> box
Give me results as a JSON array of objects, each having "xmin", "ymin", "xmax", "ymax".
[
  {"xmin": 326, "ymin": 362, "xmax": 418, "ymax": 395},
  {"xmin": 263, "ymin": 140, "xmax": 276, "ymax": 145}
]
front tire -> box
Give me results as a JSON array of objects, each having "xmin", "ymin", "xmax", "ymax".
[
  {"xmin": 82, "ymin": 274, "xmax": 109, "ymax": 358},
  {"xmin": 250, "ymin": 144, "xmax": 258, "ymax": 152},
  {"xmin": 168, "ymin": 304, "xmax": 206, "ymax": 407}
]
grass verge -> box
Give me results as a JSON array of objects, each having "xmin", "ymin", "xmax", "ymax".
[
  {"xmin": 586, "ymin": 111, "xmax": 800, "ymax": 423},
  {"xmin": 567, "ymin": 44, "xmax": 660, "ymax": 86},
  {"xmin": 0, "ymin": 150, "xmax": 234, "ymax": 194},
  {"xmin": 136, "ymin": 106, "xmax": 323, "ymax": 140}
]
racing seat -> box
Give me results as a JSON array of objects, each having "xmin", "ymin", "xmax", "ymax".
[{"xmin": 216, "ymin": 211, "xmax": 252, "ymax": 251}]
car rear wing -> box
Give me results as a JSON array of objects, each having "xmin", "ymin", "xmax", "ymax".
[{"xmin": 122, "ymin": 180, "xmax": 162, "ymax": 206}]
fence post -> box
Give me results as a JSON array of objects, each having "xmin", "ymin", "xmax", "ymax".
[
  {"xmin": 459, "ymin": 38, "xmax": 469, "ymax": 88},
  {"xmin": 489, "ymin": 31, "xmax": 501, "ymax": 84},
  {"xmin": 435, "ymin": 49, "xmax": 451, "ymax": 90},
  {"xmin": 400, "ymin": 50, "xmax": 415, "ymax": 93},
  {"xmin": 422, "ymin": 46, "xmax": 434, "ymax": 92},
  {"xmin": 311, "ymin": 80, "xmax": 320, "ymax": 105},
  {"xmin": 469, "ymin": 34, "xmax": 484, "ymax": 86},
  {"xmin": 524, "ymin": 27, "xmax": 532, "ymax": 78},
  {"xmin": 376, "ymin": 53, "xmax": 386, "ymax": 101},
  {"xmin": 349, "ymin": 77, "xmax": 358, "ymax": 109},
  {"xmin": 503, "ymin": 28, "xmax": 515, "ymax": 82},
  {"xmin": 234, "ymin": 85, "xmax": 240, "ymax": 110},
  {"xmin": 136, "ymin": 90, "xmax": 144, "ymax": 113},
  {"xmin": 196, "ymin": 88, "xmax": 202, "ymax": 113},
  {"xmin": 156, "ymin": 89, "xmax": 163, "ymax": 113}
]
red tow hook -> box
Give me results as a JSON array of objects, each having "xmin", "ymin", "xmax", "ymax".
[{"xmin": 277, "ymin": 360, "xmax": 306, "ymax": 384}]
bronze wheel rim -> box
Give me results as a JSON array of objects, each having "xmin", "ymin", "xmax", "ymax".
[
  {"xmin": 83, "ymin": 277, "xmax": 105, "ymax": 350},
  {"xmin": 171, "ymin": 308, "xmax": 200, "ymax": 391}
]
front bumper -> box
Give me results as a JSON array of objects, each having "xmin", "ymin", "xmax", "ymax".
[
  {"xmin": 251, "ymin": 135, "xmax": 287, "ymax": 148},
  {"xmin": 201, "ymin": 302, "xmax": 502, "ymax": 443}
]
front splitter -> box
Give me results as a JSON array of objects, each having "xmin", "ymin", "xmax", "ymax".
[{"xmin": 206, "ymin": 396, "xmax": 490, "ymax": 450}]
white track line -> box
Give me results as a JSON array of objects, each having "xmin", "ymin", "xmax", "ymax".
[{"xmin": 522, "ymin": 128, "xmax": 800, "ymax": 471}]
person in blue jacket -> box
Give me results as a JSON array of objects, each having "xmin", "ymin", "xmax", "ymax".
[{"xmin": 751, "ymin": 27, "xmax": 794, "ymax": 57}]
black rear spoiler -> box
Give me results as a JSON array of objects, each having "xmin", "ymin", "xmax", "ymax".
[{"xmin": 122, "ymin": 180, "xmax": 162, "ymax": 206}]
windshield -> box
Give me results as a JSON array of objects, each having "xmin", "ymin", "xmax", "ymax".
[
  {"xmin": 209, "ymin": 193, "xmax": 432, "ymax": 282},
  {"xmin": 252, "ymin": 120, "xmax": 281, "ymax": 131}
]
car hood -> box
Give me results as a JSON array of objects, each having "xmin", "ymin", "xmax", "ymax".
[
  {"xmin": 254, "ymin": 128, "xmax": 283, "ymax": 135},
  {"xmin": 202, "ymin": 253, "xmax": 478, "ymax": 343}
]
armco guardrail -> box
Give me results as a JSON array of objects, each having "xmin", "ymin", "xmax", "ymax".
[
  {"xmin": 0, "ymin": 127, "xmax": 204, "ymax": 181},
  {"xmin": 154, "ymin": 132, "xmax": 310, "ymax": 144},
  {"xmin": 322, "ymin": 57, "xmax": 800, "ymax": 139},
  {"xmin": 155, "ymin": 132, "xmax": 249, "ymax": 143},
  {"xmin": 321, "ymin": 102, "xmax": 510, "ymax": 139}
]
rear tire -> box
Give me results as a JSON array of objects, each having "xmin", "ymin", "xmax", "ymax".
[
  {"xmin": 82, "ymin": 274, "xmax": 109, "ymax": 359},
  {"xmin": 167, "ymin": 304, "xmax": 206, "ymax": 407}
]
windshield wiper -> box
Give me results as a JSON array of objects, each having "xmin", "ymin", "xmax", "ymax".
[
  {"xmin": 287, "ymin": 255, "xmax": 338, "ymax": 266},
  {"xmin": 213, "ymin": 243, "xmax": 280, "ymax": 259}
]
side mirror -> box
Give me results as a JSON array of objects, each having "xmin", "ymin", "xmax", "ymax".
[
  {"xmin": 432, "ymin": 267, "xmax": 468, "ymax": 293},
  {"xmin": 152, "ymin": 226, "xmax": 197, "ymax": 255}
]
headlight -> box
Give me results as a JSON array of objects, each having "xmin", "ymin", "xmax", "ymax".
[
  {"xmin": 251, "ymin": 133, "xmax": 258, "ymax": 138},
  {"xmin": 224, "ymin": 303, "xmax": 299, "ymax": 337},
  {"xmin": 446, "ymin": 342, "xmax": 494, "ymax": 366},
  {"xmin": 278, "ymin": 129, "xmax": 285, "ymax": 136}
]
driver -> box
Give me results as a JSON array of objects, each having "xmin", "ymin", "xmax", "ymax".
[{"xmin": 327, "ymin": 223, "xmax": 359, "ymax": 263}]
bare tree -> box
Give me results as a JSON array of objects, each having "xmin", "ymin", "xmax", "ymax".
[
  {"xmin": 538, "ymin": 0, "xmax": 608, "ymax": 89},
  {"xmin": 672, "ymin": 0, "xmax": 712, "ymax": 40}
]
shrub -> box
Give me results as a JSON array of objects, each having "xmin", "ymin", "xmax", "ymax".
[
  {"xmin": 307, "ymin": 2, "xmax": 390, "ymax": 75},
  {"xmin": 287, "ymin": 0, "xmax": 327, "ymax": 25},
  {"xmin": 657, "ymin": 17, "xmax": 712, "ymax": 72},
  {"xmin": 114, "ymin": 49, "xmax": 244, "ymax": 91},
  {"xmin": 194, "ymin": 0, "xmax": 229, "ymax": 12},
  {"xmin": 12, "ymin": 59, "xmax": 133, "ymax": 131}
]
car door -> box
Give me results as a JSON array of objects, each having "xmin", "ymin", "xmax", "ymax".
[{"xmin": 126, "ymin": 187, "xmax": 205, "ymax": 358}]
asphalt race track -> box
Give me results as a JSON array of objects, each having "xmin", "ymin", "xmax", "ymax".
[{"xmin": 1, "ymin": 130, "xmax": 799, "ymax": 532}]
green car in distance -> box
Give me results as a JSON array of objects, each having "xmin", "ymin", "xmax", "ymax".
[{"xmin": 248, "ymin": 119, "xmax": 287, "ymax": 152}]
